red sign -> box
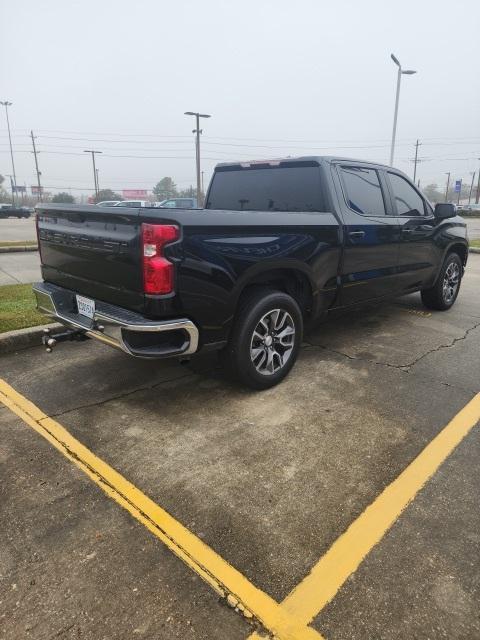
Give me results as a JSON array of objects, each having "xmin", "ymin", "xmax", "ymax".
[{"xmin": 122, "ymin": 189, "xmax": 148, "ymax": 199}]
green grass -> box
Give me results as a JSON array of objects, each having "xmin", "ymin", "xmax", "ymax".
[
  {"xmin": 470, "ymin": 240, "xmax": 480, "ymax": 249},
  {"xmin": 0, "ymin": 283, "xmax": 46, "ymax": 333},
  {"xmin": 0, "ymin": 240, "xmax": 38, "ymax": 248}
]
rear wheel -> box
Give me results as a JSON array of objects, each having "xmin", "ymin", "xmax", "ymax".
[
  {"xmin": 421, "ymin": 252, "xmax": 463, "ymax": 310},
  {"xmin": 221, "ymin": 288, "xmax": 303, "ymax": 390}
]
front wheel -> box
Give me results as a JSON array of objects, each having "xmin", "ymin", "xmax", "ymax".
[
  {"xmin": 421, "ymin": 252, "xmax": 463, "ymax": 310},
  {"xmin": 221, "ymin": 288, "xmax": 303, "ymax": 390}
]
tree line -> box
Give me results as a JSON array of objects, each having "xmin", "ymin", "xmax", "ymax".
[{"xmin": 0, "ymin": 175, "xmax": 201, "ymax": 205}]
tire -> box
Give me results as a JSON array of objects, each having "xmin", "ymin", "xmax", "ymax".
[
  {"xmin": 421, "ymin": 252, "xmax": 463, "ymax": 311},
  {"xmin": 221, "ymin": 287, "xmax": 303, "ymax": 390}
]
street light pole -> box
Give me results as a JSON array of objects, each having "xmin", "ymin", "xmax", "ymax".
[
  {"xmin": 1, "ymin": 100, "xmax": 17, "ymax": 205},
  {"xmin": 389, "ymin": 55, "xmax": 417, "ymax": 166},
  {"xmin": 83, "ymin": 150, "xmax": 102, "ymax": 199},
  {"xmin": 445, "ymin": 172, "xmax": 451, "ymax": 202},
  {"xmin": 184, "ymin": 111, "xmax": 211, "ymax": 207}
]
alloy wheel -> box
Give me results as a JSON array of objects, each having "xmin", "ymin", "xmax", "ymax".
[
  {"xmin": 250, "ymin": 308, "xmax": 296, "ymax": 375},
  {"xmin": 443, "ymin": 261, "xmax": 460, "ymax": 304}
]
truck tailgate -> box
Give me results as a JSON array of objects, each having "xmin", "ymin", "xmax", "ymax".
[{"xmin": 37, "ymin": 205, "xmax": 144, "ymax": 312}]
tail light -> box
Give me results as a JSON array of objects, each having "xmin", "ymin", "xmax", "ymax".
[{"xmin": 141, "ymin": 223, "xmax": 179, "ymax": 294}]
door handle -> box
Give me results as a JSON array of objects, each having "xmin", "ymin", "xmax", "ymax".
[
  {"xmin": 348, "ymin": 230, "xmax": 365, "ymax": 239},
  {"xmin": 401, "ymin": 228, "xmax": 414, "ymax": 234}
]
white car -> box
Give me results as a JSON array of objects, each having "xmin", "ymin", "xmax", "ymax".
[
  {"xmin": 96, "ymin": 200, "xmax": 121, "ymax": 207},
  {"xmin": 114, "ymin": 200, "xmax": 151, "ymax": 208}
]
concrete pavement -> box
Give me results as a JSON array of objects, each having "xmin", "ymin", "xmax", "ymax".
[
  {"xmin": 0, "ymin": 251, "xmax": 41, "ymax": 285},
  {"xmin": 465, "ymin": 216, "xmax": 480, "ymax": 239}
]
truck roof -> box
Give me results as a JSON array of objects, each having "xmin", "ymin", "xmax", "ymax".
[{"xmin": 215, "ymin": 156, "xmax": 393, "ymax": 170}]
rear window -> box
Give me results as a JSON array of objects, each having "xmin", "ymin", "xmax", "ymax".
[{"xmin": 206, "ymin": 164, "xmax": 325, "ymax": 212}]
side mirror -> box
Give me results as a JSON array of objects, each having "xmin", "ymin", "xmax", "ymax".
[{"xmin": 435, "ymin": 203, "xmax": 456, "ymax": 219}]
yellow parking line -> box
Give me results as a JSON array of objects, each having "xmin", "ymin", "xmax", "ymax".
[
  {"xmin": 0, "ymin": 378, "xmax": 323, "ymax": 640},
  {"xmin": 247, "ymin": 391, "xmax": 480, "ymax": 639}
]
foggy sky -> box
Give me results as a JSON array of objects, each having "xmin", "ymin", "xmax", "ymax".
[{"xmin": 1, "ymin": 0, "xmax": 479, "ymax": 198}]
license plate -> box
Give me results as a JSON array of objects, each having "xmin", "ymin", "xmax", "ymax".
[{"xmin": 76, "ymin": 294, "xmax": 95, "ymax": 319}]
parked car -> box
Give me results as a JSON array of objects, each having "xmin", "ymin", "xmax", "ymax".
[
  {"xmin": 158, "ymin": 197, "xmax": 197, "ymax": 209},
  {"xmin": 462, "ymin": 204, "xmax": 480, "ymax": 214},
  {"xmin": 96, "ymin": 200, "xmax": 121, "ymax": 207},
  {"xmin": 33, "ymin": 156, "xmax": 468, "ymax": 389},
  {"xmin": 114, "ymin": 200, "xmax": 151, "ymax": 208},
  {"xmin": 0, "ymin": 204, "xmax": 32, "ymax": 219}
]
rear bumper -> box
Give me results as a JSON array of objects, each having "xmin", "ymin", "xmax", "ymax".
[{"xmin": 33, "ymin": 282, "xmax": 199, "ymax": 359}]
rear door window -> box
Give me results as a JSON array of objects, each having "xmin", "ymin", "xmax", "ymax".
[
  {"xmin": 340, "ymin": 166, "xmax": 386, "ymax": 216},
  {"xmin": 388, "ymin": 173, "xmax": 426, "ymax": 216},
  {"xmin": 206, "ymin": 164, "xmax": 325, "ymax": 211}
]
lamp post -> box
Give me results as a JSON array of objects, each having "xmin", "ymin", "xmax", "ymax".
[
  {"xmin": 1, "ymin": 100, "xmax": 17, "ymax": 205},
  {"xmin": 389, "ymin": 54, "xmax": 417, "ymax": 166},
  {"xmin": 184, "ymin": 111, "xmax": 211, "ymax": 207}
]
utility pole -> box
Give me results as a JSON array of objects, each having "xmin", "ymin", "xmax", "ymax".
[
  {"xmin": 1, "ymin": 100, "xmax": 17, "ymax": 205},
  {"xmin": 30, "ymin": 130, "xmax": 43, "ymax": 201},
  {"xmin": 457, "ymin": 179, "xmax": 462, "ymax": 205},
  {"xmin": 389, "ymin": 55, "xmax": 417, "ymax": 166},
  {"xmin": 445, "ymin": 172, "xmax": 451, "ymax": 201},
  {"xmin": 184, "ymin": 111, "xmax": 211, "ymax": 206},
  {"xmin": 468, "ymin": 171, "xmax": 476, "ymax": 205},
  {"xmin": 201, "ymin": 171, "xmax": 205, "ymax": 197},
  {"xmin": 7, "ymin": 175, "xmax": 15, "ymax": 204},
  {"xmin": 96, "ymin": 168, "xmax": 100, "ymax": 194},
  {"xmin": 476, "ymin": 160, "xmax": 480, "ymax": 204},
  {"xmin": 83, "ymin": 150, "xmax": 102, "ymax": 199},
  {"xmin": 413, "ymin": 139, "xmax": 421, "ymax": 183}
]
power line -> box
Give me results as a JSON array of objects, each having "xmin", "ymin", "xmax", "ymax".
[{"xmin": 3, "ymin": 128, "xmax": 480, "ymax": 143}]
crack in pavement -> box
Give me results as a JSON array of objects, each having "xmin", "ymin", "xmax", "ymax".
[
  {"xmin": 48, "ymin": 365, "xmax": 217, "ymax": 420},
  {"xmin": 304, "ymin": 320, "xmax": 480, "ymax": 374},
  {"xmin": 401, "ymin": 321, "xmax": 480, "ymax": 370},
  {"xmin": 6, "ymin": 321, "xmax": 480, "ymax": 421}
]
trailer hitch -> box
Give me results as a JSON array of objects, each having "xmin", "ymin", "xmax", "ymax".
[{"xmin": 42, "ymin": 327, "xmax": 89, "ymax": 353}]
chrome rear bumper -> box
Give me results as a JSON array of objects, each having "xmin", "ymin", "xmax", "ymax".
[{"xmin": 33, "ymin": 282, "xmax": 199, "ymax": 358}]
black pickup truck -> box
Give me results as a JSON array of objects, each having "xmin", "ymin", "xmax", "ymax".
[{"xmin": 33, "ymin": 156, "xmax": 468, "ymax": 389}]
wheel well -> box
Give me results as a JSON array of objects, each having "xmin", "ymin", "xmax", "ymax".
[
  {"xmin": 237, "ymin": 269, "xmax": 313, "ymax": 318},
  {"xmin": 447, "ymin": 243, "xmax": 468, "ymax": 266}
]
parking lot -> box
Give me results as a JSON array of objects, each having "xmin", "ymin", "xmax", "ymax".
[{"xmin": 1, "ymin": 256, "xmax": 480, "ymax": 639}]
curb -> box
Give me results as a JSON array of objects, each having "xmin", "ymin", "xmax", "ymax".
[
  {"xmin": 470, "ymin": 248, "xmax": 480, "ymax": 254},
  {"xmin": 0, "ymin": 245, "xmax": 38, "ymax": 254},
  {"xmin": 0, "ymin": 323, "xmax": 62, "ymax": 355}
]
